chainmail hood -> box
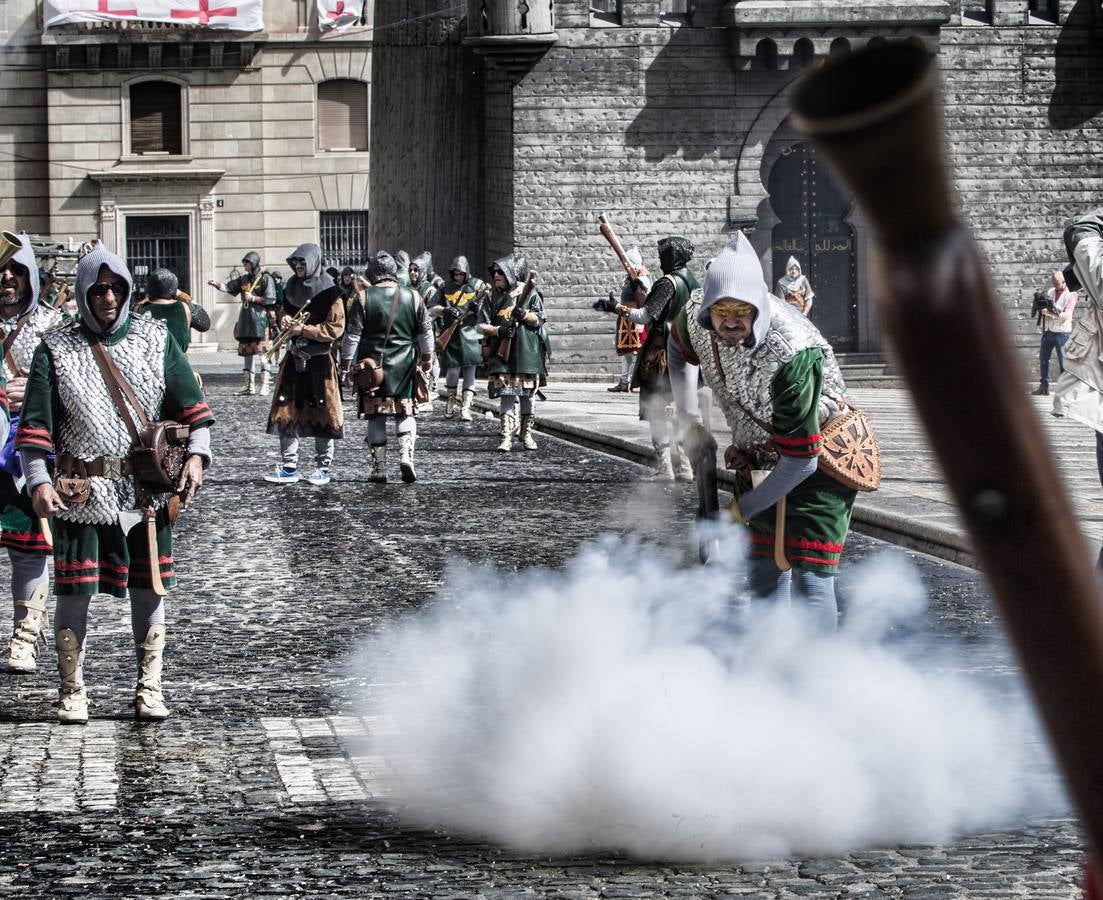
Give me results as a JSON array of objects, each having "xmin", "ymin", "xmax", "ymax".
[
  {"xmin": 658, "ymin": 236, "xmax": 694, "ymax": 275},
  {"xmin": 411, "ymin": 251, "xmax": 435, "ymax": 283},
  {"xmin": 490, "ymin": 254, "xmax": 520, "ymax": 291},
  {"xmin": 700, "ymin": 232, "xmax": 771, "ymax": 349},
  {"xmin": 146, "ymin": 268, "xmax": 178, "ymax": 300},
  {"xmin": 367, "ymin": 252, "xmax": 398, "ymax": 285},
  {"xmin": 449, "ymin": 256, "xmax": 470, "ymax": 280},
  {"xmin": 242, "ymin": 250, "xmax": 262, "ymax": 275},
  {"xmin": 75, "ymin": 243, "xmax": 133, "ymax": 336}
]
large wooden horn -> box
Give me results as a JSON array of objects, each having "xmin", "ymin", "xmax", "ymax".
[
  {"xmin": 0, "ymin": 230, "xmax": 22, "ymax": 270},
  {"xmin": 793, "ymin": 42, "xmax": 1103, "ymax": 857}
]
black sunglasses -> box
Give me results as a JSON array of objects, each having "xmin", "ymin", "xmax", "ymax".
[
  {"xmin": 287, "ymin": 257, "xmax": 307, "ymax": 267},
  {"xmin": 87, "ymin": 281, "xmax": 128, "ymax": 299}
]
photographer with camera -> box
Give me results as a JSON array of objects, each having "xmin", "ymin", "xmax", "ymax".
[{"xmin": 1032, "ymin": 270, "xmax": 1077, "ymax": 396}]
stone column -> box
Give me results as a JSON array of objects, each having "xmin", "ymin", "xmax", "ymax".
[{"xmin": 197, "ymin": 196, "xmax": 216, "ymax": 348}]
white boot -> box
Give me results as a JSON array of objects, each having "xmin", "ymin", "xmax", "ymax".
[
  {"xmin": 56, "ymin": 628, "xmax": 88, "ymax": 725},
  {"xmin": 5, "ymin": 583, "xmax": 49, "ymax": 674},
  {"xmin": 497, "ymin": 413, "xmax": 516, "ymax": 452},
  {"xmin": 520, "ymin": 415, "xmax": 538, "ymax": 451},
  {"xmin": 673, "ymin": 443, "xmax": 694, "ymax": 482},
  {"xmin": 460, "ymin": 389, "xmax": 475, "ymax": 423},
  {"xmin": 444, "ymin": 387, "xmax": 458, "ymax": 419},
  {"xmin": 135, "ymin": 625, "xmax": 168, "ymax": 721},
  {"xmin": 398, "ymin": 432, "xmax": 417, "ymax": 483},
  {"xmin": 237, "ymin": 372, "xmax": 256, "ymax": 396},
  {"xmin": 369, "ymin": 445, "xmax": 387, "ymax": 483},
  {"xmin": 258, "ymin": 371, "xmax": 271, "ymax": 396},
  {"xmin": 653, "ymin": 442, "xmax": 675, "ymax": 480}
]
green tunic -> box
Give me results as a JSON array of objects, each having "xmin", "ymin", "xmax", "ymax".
[
  {"xmin": 356, "ymin": 285, "xmax": 420, "ymax": 399},
  {"xmin": 483, "ymin": 288, "xmax": 548, "ymax": 377},
  {"xmin": 735, "ymin": 349, "xmax": 857, "ymax": 574},
  {"xmin": 436, "ymin": 278, "xmax": 485, "ymax": 369},
  {"xmin": 138, "ymin": 300, "xmax": 191, "ymax": 352},
  {"xmin": 632, "ymin": 267, "xmax": 700, "ymax": 399}
]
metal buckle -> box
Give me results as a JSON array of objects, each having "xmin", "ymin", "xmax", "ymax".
[{"xmin": 101, "ymin": 457, "xmax": 122, "ymax": 480}]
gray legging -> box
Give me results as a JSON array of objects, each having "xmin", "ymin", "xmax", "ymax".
[
  {"xmin": 445, "ymin": 366, "xmax": 476, "ymax": 392},
  {"xmin": 242, "ymin": 353, "xmax": 261, "ymax": 375},
  {"xmin": 367, "ymin": 414, "xmax": 416, "ymax": 446},
  {"xmin": 280, "ymin": 436, "xmax": 334, "ymax": 471},
  {"xmin": 747, "ymin": 556, "xmax": 838, "ymax": 634},
  {"xmin": 9, "ymin": 549, "xmax": 49, "ymax": 623},
  {"xmin": 500, "ymin": 395, "xmax": 533, "ymax": 418},
  {"xmin": 54, "ymin": 588, "xmax": 165, "ymax": 661}
]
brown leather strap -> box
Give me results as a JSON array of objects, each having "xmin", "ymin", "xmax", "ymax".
[
  {"xmin": 57, "ymin": 452, "xmax": 133, "ymax": 478},
  {"xmin": 88, "ymin": 335, "xmax": 151, "ymax": 445}
]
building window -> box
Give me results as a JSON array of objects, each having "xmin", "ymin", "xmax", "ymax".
[
  {"xmin": 792, "ymin": 37, "xmax": 815, "ymax": 70},
  {"xmin": 320, "ymin": 211, "xmax": 370, "ymax": 270},
  {"xmin": 317, "ymin": 79, "xmax": 368, "ymax": 152},
  {"xmin": 660, "ymin": 0, "xmax": 689, "ymax": 25},
  {"xmin": 129, "ymin": 81, "xmax": 183, "ymax": 156},
  {"xmin": 1028, "ymin": 0, "xmax": 1058, "ymax": 23},
  {"xmin": 962, "ymin": 0, "xmax": 993, "ymax": 23},
  {"xmin": 753, "ymin": 39, "xmax": 778, "ymax": 71},
  {"xmin": 590, "ymin": 0, "xmax": 620, "ymax": 25}
]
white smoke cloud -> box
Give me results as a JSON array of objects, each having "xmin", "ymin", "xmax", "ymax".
[{"xmin": 350, "ymin": 534, "xmax": 1059, "ymax": 861}]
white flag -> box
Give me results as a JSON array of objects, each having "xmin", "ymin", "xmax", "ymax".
[
  {"xmin": 44, "ymin": 0, "xmax": 263, "ymax": 31},
  {"xmin": 317, "ymin": 0, "xmax": 363, "ymax": 31}
]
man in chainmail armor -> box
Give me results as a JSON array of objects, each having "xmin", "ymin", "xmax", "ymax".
[
  {"xmin": 433, "ymin": 255, "xmax": 486, "ymax": 422},
  {"xmin": 16, "ymin": 244, "xmax": 213, "ymax": 722}
]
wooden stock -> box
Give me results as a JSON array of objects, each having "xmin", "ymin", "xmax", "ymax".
[
  {"xmin": 497, "ymin": 272, "xmax": 538, "ymax": 364},
  {"xmin": 794, "ymin": 42, "xmax": 1103, "ymax": 856},
  {"xmin": 598, "ymin": 213, "xmax": 640, "ymax": 282}
]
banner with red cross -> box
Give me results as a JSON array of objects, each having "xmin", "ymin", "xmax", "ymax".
[
  {"xmin": 44, "ymin": 0, "xmax": 263, "ymax": 31},
  {"xmin": 317, "ymin": 0, "xmax": 363, "ymax": 31}
]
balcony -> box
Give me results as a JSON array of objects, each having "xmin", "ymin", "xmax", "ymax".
[
  {"xmin": 463, "ymin": 0, "xmax": 558, "ymax": 76},
  {"xmin": 721, "ymin": 0, "xmax": 950, "ymax": 69}
]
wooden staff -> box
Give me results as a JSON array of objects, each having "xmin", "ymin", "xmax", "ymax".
[
  {"xmin": 38, "ymin": 517, "xmax": 52, "ymax": 549},
  {"xmin": 793, "ymin": 42, "xmax": 1103, "ymax": 857}
]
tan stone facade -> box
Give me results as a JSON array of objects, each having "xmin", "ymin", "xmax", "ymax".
[{"xmin": 0, "ymin": 0, "xmax": 372, "ymax": 350}]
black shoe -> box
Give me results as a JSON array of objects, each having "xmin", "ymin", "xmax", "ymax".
[{"xmin": 1031, "ymin": 384, "xmax": 1049, "ymax": 396}]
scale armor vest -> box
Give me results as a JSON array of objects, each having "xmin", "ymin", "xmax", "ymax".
[
  {"xmin": 1, "ymin": 302, "xmax": 62, "ymax": 379},
  {"xmin": 44, "ymin": 316, "xmax": 170, "ymax": 525},
  {"xmin": 689, "ymin": 295, "xmax": 848, "ymax": 469}
]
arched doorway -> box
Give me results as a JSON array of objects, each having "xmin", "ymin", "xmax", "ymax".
[{"xmin": 766, "ymin": 141, "xmax": 858, "ymax": 351}]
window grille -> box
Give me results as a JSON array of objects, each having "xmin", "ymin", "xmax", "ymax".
[
  {"xmin": 317, "ymin": 79, "xmax": 368, "ymax": 152},
  {"xmin": 320, "ymin": 211, "xmax": 370, "ymax": 270},
  {"xmin": 130, "ymin": 81, "xmax": 183, "ymax": 155},
  {"xmin": 1028, "ymin": 0, "xmax": 1058, "ymax": 22}
]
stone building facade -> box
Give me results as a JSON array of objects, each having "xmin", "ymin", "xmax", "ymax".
[
  {"xmin": 0, "ymin": 0, "xmax": 374, "ymax": 350},
  {"xmin": 373, "ymin": 0, "xmax": 1103, "ymax": 377},
  {"xmin": 2, "ymin": 0, "xmax": 1101, "ymax": 367}
]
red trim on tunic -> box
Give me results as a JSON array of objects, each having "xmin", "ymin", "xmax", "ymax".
[
  {"xmin": 14, "ymin": 425, "xmax": 53, "ymax": 451},
  {"xmin": 776, "ymin": 445, "xmax": 821, "ymax": 458},
  {"xmin": 56, "ymin": 559, "xmax": 129, "ymax": 573},
  {"xmin": 773, "ymin": 433, "xmax": 821, "ymax": 447},
  {"xmin": 787, "ymin": 554, "xmax": 840, "ymax": 567},
  {"xmin": 178, "ymin": 401, "xmax": 213, "ymax": 425},
  {"xmin": 1, "ymin": 531, "xmax": 52, "ymax": 552},
  {"xmin": 750, "ymin": 534, "xmax": 844, "ymax": 553}
]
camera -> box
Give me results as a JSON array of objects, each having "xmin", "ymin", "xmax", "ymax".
[{"xmin": 1031, "ymin": 290, "xmax": 1056, "ymax": 326}]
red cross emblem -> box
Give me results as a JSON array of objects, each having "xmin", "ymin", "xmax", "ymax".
[
  {"xmin": 71, "ymin": 0, "xmax": 139, "ymax": 15},
  {"xmin": 324, "ymin": 1, "xmax": 347, "ymax": 19},
  {"xmin": 170, "ymin": 0, "xmax": 239, "ymax": 25}
]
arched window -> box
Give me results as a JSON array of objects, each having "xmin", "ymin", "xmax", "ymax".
[
  {"xmin": 793, "ymin": 38, "xmax": 815, "ymax": 70},
  {"xmin": 753, "ymin": 39, "xmax": 778, "ymax": 71},
  {"xmin": 829, "ymin": 37, "xmax": 851, "ymax": 58},
  {"xmin": 129, "ymin": 80, "xmax": 183, "ymax": 156},
  {"xmin": 317, "ymin": 79, "xmax": 368, "ymax": 152}
]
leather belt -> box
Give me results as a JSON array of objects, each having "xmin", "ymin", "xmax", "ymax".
[{"xmin": 57, "ymin": 453, "xmax": 133, "ymax": 480}]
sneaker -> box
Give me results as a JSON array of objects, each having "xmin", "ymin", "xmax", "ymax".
[
  {"xmin": 305, "ymin": 468, "xmax": 332, "ymax": 486},
  {"xmin": 264, "ymin": 468, "xmax": 300, "ymax": 484}
]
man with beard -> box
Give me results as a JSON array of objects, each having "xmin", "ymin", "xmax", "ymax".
[
  {"xmin": 16, "ymin": 243, "xmax": 213, "ymax": 721},
  {"xmin": 434, "ymin": 255, "xmax": 487, "ymax": 422},
  {"xmin": 342, "ymin": 252, "xmax": 434, "ymax": 483},
  {"xmin": 265, "ymin": 245, "xmax": 345, "ymax": 486},
  {"xmin": 207, "ymin": 251, "xmax": 277, "ymax": 396},
  {"xmin": 1, "ymin": 233, "xmax": 60, "ymax": 674},
  {"xmin": 675, "ymin": 233, "xmax": 856, "ymax": 633},
  {"xmin": 612, "ymin": 236, "xmax": 699, "ymax": 481},
  {"xmin": 477, "ymin": 254, "xmax": 548, "ymax": 452}
]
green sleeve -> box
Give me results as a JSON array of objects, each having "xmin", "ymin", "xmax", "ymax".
[
  {"xmin": 769, "ymin": 347, "xmax": 824, "ymax": 459},
  {"xmin": 14, "ymin": 344, "xmax": 57, "ymax": 452},
  {"xmin": 161, "ymin": 334, "xmax": 214, "ymax": 430}
]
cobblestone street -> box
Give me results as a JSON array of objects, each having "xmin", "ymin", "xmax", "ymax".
[{"xmin": 0, "ymin": 377, "xmax": 1084, "ymax": 898}]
